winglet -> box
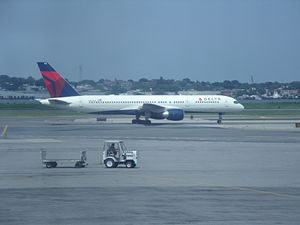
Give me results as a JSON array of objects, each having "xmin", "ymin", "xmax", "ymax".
[{"xmin": 37, "ymin": 62, "xmax": 80, "ymax": 98}]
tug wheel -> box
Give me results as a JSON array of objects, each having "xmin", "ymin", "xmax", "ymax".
[
  {"xmin": 125, "ymin": 160, "xmax": 135, "ymax": 168},
  {"xmin": 104, "ymin": 159, "xmax": 117, "ymax": 168}
]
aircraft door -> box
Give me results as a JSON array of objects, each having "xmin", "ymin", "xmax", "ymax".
[
  {"xmin": 185, "ymin": 99, "xmax": 190, "ymax": 108},
  {"xmin": 79, "ymin": 99, "xmax": 83, "ymax": 112},
  {"xmin": 224, "ymin": 99, "xmax": 229, "ymax": 108}
]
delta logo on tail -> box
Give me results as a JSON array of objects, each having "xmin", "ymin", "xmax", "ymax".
[{"xmin": 37, "ymin": 62, "xmax": 80, "ymax": 98}]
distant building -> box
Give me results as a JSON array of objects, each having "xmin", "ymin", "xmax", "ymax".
[
  {"xmin": 220, "ymin": 89, "xmax": 244, "ymax": 97},
  {"xmin": 0, "ymin": 90, "xmax": 48, "ymax": 104},
  {"xmin": 281, "ymin": 89, "xmax": 298, "ymax": 98},
  {"xmin": 263, "ymin": 88, "xmax": 298, "ymax": 99},
  {"xmin": 76, "ymin": 84, "xmax": 94, "ymax": 92},
  {"xmin": 178, "ymin": 90, "xmax": 220, "ymax": 95},
  {"xmin": 23, "ymin": 84, "xmax": 46, "ymax": 92}
]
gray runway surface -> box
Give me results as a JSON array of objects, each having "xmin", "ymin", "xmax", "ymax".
[{"xmin": 1, "ymin": 115, "xmax": 300, "ymax": 225}]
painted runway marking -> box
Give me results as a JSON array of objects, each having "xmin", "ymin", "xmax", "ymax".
[
  {"xmin": 125, "ymin": 174, "xmax": 300, "ymax": 200},
  {"xmin": 0, "ymin": 138, "xmax": 62, "ymax": 143},
  {"xmin": 1, "ymin": 125, "xmax": 8, "ymax": 137}
]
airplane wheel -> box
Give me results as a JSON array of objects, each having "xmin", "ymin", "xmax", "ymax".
[{"xmin": 132, "ymin": 119, "xmax": 151, "ymax": 125}]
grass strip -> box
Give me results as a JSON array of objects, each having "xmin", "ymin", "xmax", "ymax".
[{"xmin": 243, "ymin": 102, "xmax": 300, "ymax": 109}]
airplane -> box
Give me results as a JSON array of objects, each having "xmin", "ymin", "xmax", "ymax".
[{"xmin": 37, "ymin": 62, "xmax": 244, "ymax": 124}]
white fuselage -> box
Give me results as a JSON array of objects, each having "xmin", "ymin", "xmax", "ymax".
[{"xmin": 40, "ymin": 95, "xmax": 244, "ymax": 114}]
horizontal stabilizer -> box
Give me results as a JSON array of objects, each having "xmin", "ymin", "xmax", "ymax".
[{"xmin": 48, "ymin": 99, "xmax": 70, "ymax": 105}]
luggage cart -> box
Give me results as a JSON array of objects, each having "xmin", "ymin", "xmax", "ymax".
[{"xmin": 41, "ymin": 150, "xmax": 87, "ymax": 168}]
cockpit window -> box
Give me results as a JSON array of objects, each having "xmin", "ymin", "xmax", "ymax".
[{"xmin": 234, "ymin": 101, "xmax": 239, "ymax": 104}]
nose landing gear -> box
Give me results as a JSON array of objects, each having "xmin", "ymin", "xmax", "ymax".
[{"xmin": 217, "ymin": 113, "xmax": 223, "ymax": 124}]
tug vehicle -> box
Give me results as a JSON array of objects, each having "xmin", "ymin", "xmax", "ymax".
[{"xmin": 102, "ymin": 140, "xmax": 138, "ymax": 168}]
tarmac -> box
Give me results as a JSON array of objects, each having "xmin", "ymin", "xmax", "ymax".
[{"xmin": 1, "ymin": 115, "xmax": 300, "ymax": 225}]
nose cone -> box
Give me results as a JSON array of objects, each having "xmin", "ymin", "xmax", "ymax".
[
  {"xmin": 231, "ymin": 97, "xmax": 244, "ymax": 112},
  {"xmin": 239, "ymin": 103, "xmax": 245, "ymax": 111}
]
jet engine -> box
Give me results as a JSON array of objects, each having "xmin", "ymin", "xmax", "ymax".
[{"xmin": 150, "ymin": 109, "xmax": 184, "ymax": 121}]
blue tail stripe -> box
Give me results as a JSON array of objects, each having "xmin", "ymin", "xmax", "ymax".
[
  {"xmin": 60, "ymin": 84, "xmax": 80, "ymax": 97},
  {"xmin": 37, "ymin": 62, "xmax": 55, "ymax": 71}
]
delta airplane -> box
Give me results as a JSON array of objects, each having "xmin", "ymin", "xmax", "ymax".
[{"xmin": 37, "ymin": 62, "xmax": 244, "ymax": 124}]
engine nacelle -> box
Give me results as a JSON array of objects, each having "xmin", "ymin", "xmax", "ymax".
[
  {"xmin": 166, "ymin": 109, "xmax": 184, "ymax": 120},
  {"xmin": 150, "ymin": 109, "xmax": 184, "ymax": 121}
]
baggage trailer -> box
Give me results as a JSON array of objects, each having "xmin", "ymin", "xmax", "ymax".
[{"xmin": 41, "ymin": 150, "xmax": 87, "ymax": 168}]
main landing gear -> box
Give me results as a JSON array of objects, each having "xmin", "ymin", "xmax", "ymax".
[
  {"xmin": 217, "ymin": 113, "xmax": 223, "ymax": 124},
  {"xmin": 132, "ymin": 114, "xmax": 152, "ymax": 125},
  {"xmin": 132, "ymin": 119, "xmax": 151, "ymax": 125}
]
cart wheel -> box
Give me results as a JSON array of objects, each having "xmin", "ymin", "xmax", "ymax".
[
  {"xmin": 125, "ymin": 160, "xmax": 135, "ymax": 168},
  {"xmin": 75, "ymin": 161, "xmax": 85, "ymax": 168},
  {"xmin": 46, "ymin": 162, "xmax": 57, "ymax": 168},
  {"xmin": 104, "ymin": 159, "xmax": 116, "ymax": 168}
]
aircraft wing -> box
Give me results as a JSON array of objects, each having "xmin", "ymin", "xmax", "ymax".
[
  {"xmin": 141, "ymin": 103, "xmax": 166, "ymax": 113},
  {"xmin": 116, "ymin": 103, "xmax": 181, "ymax": 115}
]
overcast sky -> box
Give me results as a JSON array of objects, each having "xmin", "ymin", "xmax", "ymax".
[{"xmin": 0, "ymin": 0, "xmax": 299, "ymax": 82}]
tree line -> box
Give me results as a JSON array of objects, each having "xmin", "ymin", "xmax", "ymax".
[{"xmin": 1, "ymin": 74, "xmax": 300, "ymax": 95}]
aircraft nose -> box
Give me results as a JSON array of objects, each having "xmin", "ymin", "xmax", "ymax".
[{"xmin": 240, "ymin": 104, "xmax": 245, "ymax": 110}]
